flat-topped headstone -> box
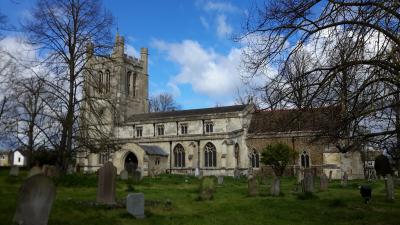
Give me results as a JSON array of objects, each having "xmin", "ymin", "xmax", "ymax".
[
  {"xmin": 270, "ymin": 177, "xmax": 280, "ymax": 196},
  {"xmin": 341, "ymin": 171, "xmax": 348, "ymax": 187},
  {"xmin": 13, "ymin": 174, "xmax": 56, "ymax": 225},
  {"xmin": 28, "ymin": 166, "xmax": 43, "ymax": 178},
  {"xmin": 9, "ymin": 166, "xmax": 20, "ymax": 176},
  {"xmin": 302, "ymin": 170, "xmax": 314, "ymax": 193},
  {"xmin": 385, "ymin": 174, "xmax": 395, "ymax": 201},
  {"xmin": 217, "ymin": 176, "xmax": 224, "ymax": 185},
  {"xmin": 120, "ymin": 169, "xmax": 129, "ymax": 180},
  {"xmin": 248, "ymin": 176, "xmax": 258, "ymax": 197},
  {"xmin": 126, "ymin": 193, "xmax": 145, "ymax": 219},
  {"xmin": 96, "ymin": 162, "xmax": 117, "ymax": 205},
  {"xmin": 319, "ymin": 173, "xmax": 328, "ymax": 191}
]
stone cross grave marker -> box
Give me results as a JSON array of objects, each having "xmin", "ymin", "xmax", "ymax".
[
  {"xmin": 319, "ymin": 173, "xmax": 328, "ymax": 191},
  {"xmin": 96, "ymin": 162, "xmax": 117, "ymax": 205},
  {"xmin": 28, "ymin": 166, "xmax": 43, "ymax": 178},
  {"xmin": 13, "ymin": 174, "xmax": 56, "ymax": 225},
  {"xmin": 126, "ymin": 193, "xmax": 145, "ymax": 219},
  {"xmin": 120, "ymin": 169, "xmax": 129, "ymax": 180},
  {"xmin": 9, "ymin": 166, "xmax": 19, "ymax": 176},
  {"xmin": 385, "ymin": 174, "xmax": 395, "ymax": 201}
]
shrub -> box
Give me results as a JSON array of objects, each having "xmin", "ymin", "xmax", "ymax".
[
  {"xmin": 374, "ymin": 155, "xmax": 392, "ymax": 177},
  {"xmin": 261, "ymin": 143, "xmax": 295, "ymax": 177}
]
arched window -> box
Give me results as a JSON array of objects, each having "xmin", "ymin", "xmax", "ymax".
[
  {"xmin": 98, "ymin": 71, "xmax": 104, "ymax": 93},
  {"xmin": 105, "ymin": 70, "xmax": 111, "ymax": 93},
  {"xmin": 132, "ymin": 73, "xmax": 137, "ymax": 97},
  {"xmin": 204, "ymin": 142, "xmax": 216, "ymax": 167},
  {"xmin": 300, "ymin": 151, "xmax": 310, "ymax": 168},
  {"xmin": 250, "ymin": 149, "xmax": 259, "ymax": 168},
  {"xmin": 234, "ymin": 143, "xmax": 240, "ymax": 167},
  {"xmin": 174, "ymin": 144, "xmax": 185, "ymax": 167},
  {"xmin": 126, "ymin": 71, "xmax": 131, "ymax": 95}
]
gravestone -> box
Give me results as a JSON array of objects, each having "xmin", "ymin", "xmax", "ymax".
[
  {"xmin": 126, "ymin": 193, "xmax": 145, "ymax": 219},
  {"xmin": 120, "ymin": 169, "xmax": 129, "ymax": 180},
  {"xmin": 385, "ymin": 174, "xmax": 395, "ymax": 201},
  {"xmin": 302, "ymin": 171, "xmax": 314, "ymax": 193},
  {"xmin": 132, "ymin": 170, "xmax": 142, "ymax": 183},
  {"xmin": 297, "ymin": 170, "xmax": 304, "ymax": 184},
  {"xmin": 328, "ymin": 170, "xmax": 333, "ymax": 182},
  {"xmin": 319, "ymin": 173, "xmax": 328, "ymax": 191},
  {"xmin": 270, "ymin": 177, "xmax": 280, "ymax": 196},
  {"xmin": 96, "ymin": 162, "xmax": 117, "ymax": 205},
  {"xmin": 28, "ymin": 166, "xmax": 43, "ymax": 178},
  {"xmin": 13, "ymin": 174, "xmax": 56, "ymax": 225},
  {"xmin": 341, "ymin": 172, "xmax": 348, "ymax": 187},
  {"xmin": 248, "ymin": 176, "xmax": 258, "ymax": 197},
  {"xmin": 9, "ymin": 166, "xmax": 19, "ymax": 176},
  {"xmin": 234, "ymin": 168, "xmax": 241, "ymax": 180},
  {"xmin": 43, "ymin": 165, "xmax": 59, "ymax": 178},
  {"xmin": 217, "ymin": 176, "xmax": 224, "ymax": 185}
]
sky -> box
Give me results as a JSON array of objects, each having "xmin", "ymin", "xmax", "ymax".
[{"xmin": 0, "ymin": 0, "xmax": 261, "ymax": 109}]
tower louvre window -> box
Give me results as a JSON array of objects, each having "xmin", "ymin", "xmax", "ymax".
[
  {"xmin": 105, "ymin": 70, "xmax": 111, "ymax": 93},
  {"xmin": 98, "ymin": 71, "xmax": 104, "ymax": 94}
]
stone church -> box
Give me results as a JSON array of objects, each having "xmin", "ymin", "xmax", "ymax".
[{"xmin": 78, "ymin": 34, "xmax": 364, "ymax": 179}]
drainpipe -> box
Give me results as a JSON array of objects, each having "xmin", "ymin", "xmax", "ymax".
[{"xmin": 169, "ymin": 141, "xmax": 172, "ymax": 174}]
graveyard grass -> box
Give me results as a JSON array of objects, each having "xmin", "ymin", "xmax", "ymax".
[{"xmin": 1, "ymin": 169, "xmax": 400, "ymax": 225}]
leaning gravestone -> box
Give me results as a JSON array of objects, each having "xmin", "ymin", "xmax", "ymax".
[
  {"xmin": 270, "ymin": 177, "xmax": 280, "ymax": 196},
  {"xmin": 96, "ymin": 162, "xmax": 117, "ymax": 205},
  {"xmin": 28, "ymin": 166, "xmax": 43, "ymax": 178},
  {"xmin": 132, "ymin": 170, "xmax": 142, "ymax": 183},
  {"xmin": 217, "ymin": 176, "xmax": 224, "ymax": 185},
  {"xmin": 341, "ymin": 172, "xmax": 348, "ymax": 187},
  {"xmin": 319, "ymin": 173, "xmax": 328, "ymax": 191},
  {"xmin": 302, "ymin": 171, "xmax": 314, "ymax": 193},
  {"xmin": 13, "ymin": 174, "xmax": 56, "ymax": 225},
  {"xmin": 385, "ymin": 174, "xmax": 395, "ymax": 201},
  {"xmin": 9, "ymin": 166, "xmax": 20, "ymax": 176},
  {"xmin": 248, "ymin": 176, "xmax": 258, "ymax": 197},
  {"xmin": 120, "ymin": 169, "xmax": 129, "ymax": 180},
  {"xmin": 126, "ymin": 193, "xmax": 145, "ymax": 219}
]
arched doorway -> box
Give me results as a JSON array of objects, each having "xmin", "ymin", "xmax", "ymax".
[{"xmin": 124, "ymin": 152, "xmax": 138, "ymax": 174}]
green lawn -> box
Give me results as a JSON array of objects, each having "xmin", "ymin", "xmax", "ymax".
[{"xmin": 1, "ymin": 168, "xmax": 399, "ymax": 225}]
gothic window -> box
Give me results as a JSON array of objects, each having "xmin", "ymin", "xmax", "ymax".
[
  {"xmin": 234, "ymin": 143, "xmax": 240, "ymax": 167},
  {"xmin": 98, "ymin": 71, "xmax": 104, "ymax": 93},
  {"xmin": 105, "ymin": 70, "xmax": 111, "ymax": 93},
  {"xmin": 174, "ymin": 144, "xmax": 185, "ymax": 167},
  {"xmin": 132, "ymin": 73, "xmax": 137, "ymax": 97},
  {"xmin": 205, "ymin": 122, "xmax": 213, "ymax": 133},
  {"xmin": 180, "ymin": 123, "xmax": 188, "ymax": 134},
  {"xmin": 157, "ymin": 125, "xmax": 164, "ymax": 136},
  {"xmin": 204, "ymin": 142, "xmax": 217, "ymax": 167},
  {"xmin": 126, "ymin": 71, "xmax": 131, "ymax": 95},
  {"xmin": 136, "ymin": 127, "xmax": 143, "ymax": 137},
  {"xmin": 250, "ymin": 149, "xmax": 260, "ymax": 168},
  {"xmin": 300, "ymin": 151, "xmax": 310, "ymax": 168},
  {"xmin": 155, "ymin": 158, "xmax": 160, "ymax": 165}
]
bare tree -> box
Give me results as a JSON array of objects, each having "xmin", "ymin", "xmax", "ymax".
[
  {"xmin": 149, "ymin": 93, "xmax": 181, "ymax": 112},
  {"xmin": 239, "ymin": 1, "xmax": 400, "ymax": 154},
  {"xmin": 24, "ymin": 0, "xmax": 114, "ymax": 172}
]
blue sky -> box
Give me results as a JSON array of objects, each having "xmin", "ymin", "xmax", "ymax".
[{"xmin": 1, "ymin": 0, "xmax": 259, "ymax": 109}]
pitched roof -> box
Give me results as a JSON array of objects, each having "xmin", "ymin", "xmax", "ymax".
[
  {"xmin": 128, "ymin": 104, "xmax": 248, "ymax": 122},
  {"xmin": 139, "ymin": 145, "xmax": 169, "ymax": 156},
  {"xmin": 248, "ymin": 106, "xmax": 340, "ymax": 134}
]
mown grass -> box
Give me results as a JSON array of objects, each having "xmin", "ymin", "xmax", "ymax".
[{"xmin": 0, "ymin": 168, "xmax": 399, "ymax": 225}]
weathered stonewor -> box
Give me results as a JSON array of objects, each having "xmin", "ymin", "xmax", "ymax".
[
  {"xmin": 341, "ymin": 171, "xmax": 348, "ymax": 187},
  {"xmin": 248, "ymin": 176, "xmax": 258, "ymax": 197},
  {"xmin": 120, "ymin": 169, "xmax": 129, "ymax": 180},
  {"xmin": 28, "ymin": 166, "xmax": 43, "ymax": 178},
  {"xmin": 9, "ymin": 166, "xmax": 19, "ymax": 176},
  {"xmin": 96, "ymin": 162, "xmax": 117, "ymax": 205},
  {"xmin": 42, "ymin": 165, "xmax": 59, "ymax": 178},
  {"xmin": 13, "ymin": 174, "xmax": 56, "ymax": 225},
  {"xmin": 319, "ymin": 173, "xmax": 328, "ymax": 191},
  {"xmin": 270, "ymin": 177, "xmax": 280, "ymax": 196},
  {"xmin": 233, "ymin": 168, "xmax": 241, "ymax": 180},
  {"xmin": 302, "ymin": 170, "xmax": 314, "ymax": 193},
  {"xmin": 126, "ymin": 193, "xmax": 145, "ymax": 219},
  {"xmin": 385, "ymin": 174, "xmax": 395, "ymax": 201},
  {"xmin": 217, "ymin": 176, "xmax": 224, "ymax": 185}
]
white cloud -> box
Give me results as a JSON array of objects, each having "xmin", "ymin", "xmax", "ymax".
[
  {"xmin": 200, "ymin": 16, "xmax": 209, "ymax": 30},
  {"xmin": 152, "ymin": 39, "xmax": 245, "ymax": 103},
  {"xmin": 125, "ymin": 44, "xmax": 139, "ymax": 58},
  {"xmin": 200, "ymin": 1, "xmax": 239, "ymax": 13},
  {"xmin": 216, "ymin": 14, "xmax": 232, "ymax": 38}
]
